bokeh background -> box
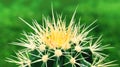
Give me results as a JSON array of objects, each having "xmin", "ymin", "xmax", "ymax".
[{"xmin": 0, "ymin": 0, "xmax": 120, "ymax": 67}]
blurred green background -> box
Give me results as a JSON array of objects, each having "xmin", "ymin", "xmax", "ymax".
[{"xmin": 0, "ymin": 0, "xmax": 120, "ymax": 67}]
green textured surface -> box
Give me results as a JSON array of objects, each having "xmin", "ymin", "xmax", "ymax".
[{"xmin": 0, "ymin": 0, "xmax": 120, "ymax": 67}]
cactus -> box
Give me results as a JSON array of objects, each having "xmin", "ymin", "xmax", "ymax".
[{"xmin": 6, "ymin": 9, "xmax": 116, "ymax": 67}]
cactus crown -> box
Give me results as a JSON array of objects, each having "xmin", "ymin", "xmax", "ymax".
[{"xmin": 6, "ymin": 9, "xmax": 116, "ymax": 67}]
